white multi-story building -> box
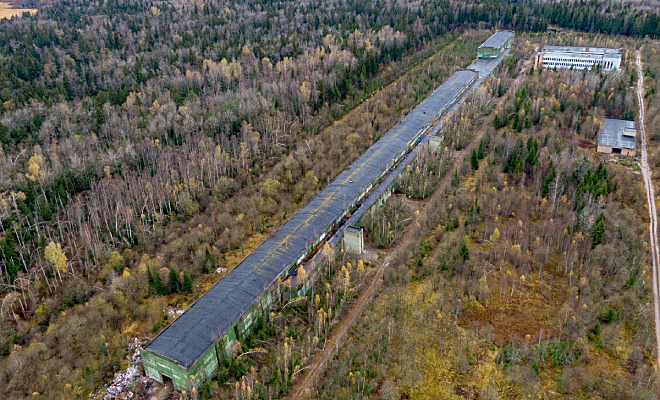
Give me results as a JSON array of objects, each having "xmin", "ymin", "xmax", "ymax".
[{"xmin": 535, "ymin": 46, "xmax": 622, "ymax": 71}]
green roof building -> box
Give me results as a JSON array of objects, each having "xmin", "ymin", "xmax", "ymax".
[{"xmin": 477, "ymin": 31, "xmax": 514, "ymax": 59}]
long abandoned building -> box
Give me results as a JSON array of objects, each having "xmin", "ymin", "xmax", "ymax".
[{"xmin": 141, "ymin": 69, "xmax": 478, "ymax": 389}]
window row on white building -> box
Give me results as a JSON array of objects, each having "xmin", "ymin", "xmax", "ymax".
[{"xmin": 536, "ymin": 46, "xmax": 622, "ymax": 71}]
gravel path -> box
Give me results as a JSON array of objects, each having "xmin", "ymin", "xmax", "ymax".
[{"xmin": 635, "ymin": 50, "xmax": 660, "ymax": 372}]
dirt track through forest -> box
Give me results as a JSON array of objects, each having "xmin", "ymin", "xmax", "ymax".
[
  {"xmin": 287, "ymin": 54, "xmax": 530, "ymax": 400},
  {"xmin": 635, "ymin": 50, "xmax": 660, "ymax": 371}
]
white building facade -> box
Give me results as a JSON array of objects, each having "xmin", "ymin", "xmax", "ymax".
[{"xmin": 535, "ymin": 46, "xmax": 621, "ymax": 71}]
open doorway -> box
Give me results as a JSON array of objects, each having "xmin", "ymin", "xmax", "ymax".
[
  {"xmin": 612, "ymin": 148, "xmax": 622, "ymax": 154},
  {"xmin": 161, "ymin": 374, "xmax": 173, "ymax": 386}
]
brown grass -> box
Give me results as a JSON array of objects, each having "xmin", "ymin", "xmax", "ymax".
[
  {"xmin": 0, "ymin": 2, "xmax": 36, "ymax": 19},
  {"xmin": 459, "ymin": 267, "xmax": 569, "ymax": 346}
]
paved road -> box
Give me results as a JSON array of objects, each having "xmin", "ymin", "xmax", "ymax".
[{"xmin": 636, "ymin": 50, "xmax": 660, "ymax": 371}]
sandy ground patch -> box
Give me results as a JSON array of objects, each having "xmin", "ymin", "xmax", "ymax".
[{"xmin": 0, "ymin": 2, "xmax": 36, "ymax": 19}]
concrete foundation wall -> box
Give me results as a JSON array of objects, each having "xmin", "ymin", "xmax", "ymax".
[{"xmin": 597, "ymin": 145, "xmax": 635, "ymax": 156}]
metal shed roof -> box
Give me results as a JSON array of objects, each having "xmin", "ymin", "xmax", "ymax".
[
  {"xmin": 598, "ymin": 118, "xmax": 636, "ymax": 149},
  {"xmin": 478, "ymin": 31, "xmax": 514, "ymax": 50},
  {"xmin": 146, "ymin": 69, "xmax": 478, "ymax": 369}
]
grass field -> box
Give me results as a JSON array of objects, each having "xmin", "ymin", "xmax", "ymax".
[{"xmin": 0, "ymin": 2, "xmax": 35, "ymax": 19}]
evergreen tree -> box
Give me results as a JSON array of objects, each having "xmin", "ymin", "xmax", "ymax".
[
  {"xmin": 525, "ymin": 137, "xmax": 539, "ymax": 166},
  {"xmin": 147, "ymin": 267, "xmax": 155, "ymax": 289},
  {"xmin": 460, "ymin": 242, "xmax": 470, "ymax": 261},
  {"xmin": 477, "ymin": 139, "xmax": 485, "ymax": 159},
  {"xmin": 203, "ymin": 247, "xmax": 215, "ymax": 274},
  {"xmin": 591, "ymin": 213, "xmax": 606, "ymax": 249},
  {"xmin": 505, "ymin": 140, "xmax": 525, "ymax": 174},
  {"xmin": 153, "ymin": 272, "xmax": 167, "ymax": 296},
  {"xmin": 541, "ymin": 160, "xmax": 556, "ymax": 198},
  {"xmin": 169, "ymin": 267, "xmax": 182, "ymax": 294},
  {"xmin": 471, "ymin": 148, "xmax": 479, "ymax": 171},
  {"xmin": 452, "ymin": 169, "xmax": 460, "ymax": 186},
  {"xmin": 182, "ymin": 271, "xmax": 193, "ymax": 293}
]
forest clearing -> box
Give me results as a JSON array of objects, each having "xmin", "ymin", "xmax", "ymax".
[{"xmin": 0, "ymin": 2, "xmax": 34, "ymax": 19}]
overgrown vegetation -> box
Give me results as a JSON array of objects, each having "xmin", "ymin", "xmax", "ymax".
[
  {"xmin": 0, "ymin": 0, "xmax": 658, "ymax": 396},
  {"xmin": 193, "ymin": 251, "xmax": 373, "ymax": 400},
  {"xmin": 396, "ymin": 148, "xmax": 451, "ymax": 200},
  {"xmin": 312, "ymin": 37, "xmax": 657, "ymax": 399},
  {"xmin": 361, "ymin": 197, "xmax": 413, "ymax": 248},
  {"xmin": 0, "ymin": 20, "xmax": 490, "ymax": 400}
]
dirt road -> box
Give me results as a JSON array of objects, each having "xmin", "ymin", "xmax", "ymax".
[
  {"xmin": 636, "ymin": 50, "xmax": 660, "ymax": 371},
  {"xmin": 287, "ymin": 56, "xmax": 531, "ymax": 400}
]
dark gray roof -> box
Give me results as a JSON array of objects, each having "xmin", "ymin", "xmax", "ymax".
[
  {"xmin": 598, "ymin": 118, "xmax": 636, "ymax": 149},
  {"xmin": 146, "ymin": 69, "xmax": 478, "ymax": 368},
  {"xmin": 478, "ymin": 31, "xmax": 514, "ymax": 50}
]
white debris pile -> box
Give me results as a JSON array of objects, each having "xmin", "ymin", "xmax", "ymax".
[
  {"xmin": 216, "ymin": 267, "xmax": 227, "ymax": 274},
  {"xmin": 103, "ymin": 338, "xmax": 151, "ymax": 399},
  {"xmin": 165, "ymin": 307, "xmax": 184, "ymax": 319},
  {"xmin": 106, "ymin": 366, "xmax": 139, "ymax": 397}
]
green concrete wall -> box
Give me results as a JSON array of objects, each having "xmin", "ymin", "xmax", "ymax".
[
  {"xmin": 478, "ymin": 36, "xmax": 513, "ymax": 59},
  {"xmin": 142, "ymin": 350, "xmax": 191, "ymax": 389}
]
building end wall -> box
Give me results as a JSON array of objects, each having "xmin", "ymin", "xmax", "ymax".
[
  {"xmin": 142, "ymin": 349, "xmax": 193, "ymax": 390},
  {"xmin": 597, "ymin": 145, "xmax": 636, "ymax": 157},
  {"xmin": 344, "ymin": 226, "xmax": 364, "ymax": 254},
  {"xmin": 429, "ymin": 136, "xmax": 443, "ymax": 153}
]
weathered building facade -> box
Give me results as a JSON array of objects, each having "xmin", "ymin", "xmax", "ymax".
[
  {"xmin": 597, "ymin": 118, "xmax": 636, "ymax": 156},
  {"xmin": 477, "ymin": 31, "xmax": 514, "ymax": 59},
  {"xmin": 535, "ymin": 46, "xmax": 622, "ymax": 71}
]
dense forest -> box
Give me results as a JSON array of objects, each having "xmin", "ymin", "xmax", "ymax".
[
  {"xmin": 0, "ymin": 0, "xmax": 659, "ymax": 398},
  {"xmin": 1, "ymin": 0, "xmax": 658, "ymax": 292}
]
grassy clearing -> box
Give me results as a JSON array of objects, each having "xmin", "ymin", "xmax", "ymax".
[{"xmin": 0, "ymin": 2, "xmax": 35, "ymax": 19}]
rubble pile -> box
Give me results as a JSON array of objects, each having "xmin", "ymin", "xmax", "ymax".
[{"xmin": 102, "ymin": 338, "xmax": 151, "ymax": 399}]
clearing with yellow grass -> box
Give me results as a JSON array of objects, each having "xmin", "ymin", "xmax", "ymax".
[{"xmin": 0, "ymin": 2, "xmax": 35, "ymax": 19}]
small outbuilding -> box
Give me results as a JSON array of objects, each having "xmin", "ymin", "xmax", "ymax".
[
  {"xmin": 344, "ymin": 226, "xmax": 364, "ymax": 254},
  {"xmin": 477, "ymin": 31, "xmax": 514, "ymax": 59},
  {"xmin": 597, "ymin": 118, "xmax": 636, "ymax": 156},
  {"xmin": 429, "ymin": 135, "xmax": 443, "ymax": 153}
]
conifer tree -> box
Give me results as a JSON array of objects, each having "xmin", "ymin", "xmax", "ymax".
[
  {"xmin": 477, "ymin": 139, "xmax": 485, "ymax": 159},
  {"xmin": 452, "ymin": 169, "xmax": 460, "ymax": 186},
  {"xmin": 460, "ymin": 242, "xmax": 470, "ymax": 261},
  {"xmin": 169, "ymin": 267, "xmax": 182, "ymax": 294},
  {"xmin": 182, "ymin": 271, "xmax": 193, "ymax": 293},
  {"xmin": 471, "ymin": 148, "xmax": 479, "ymax": 171},
  {"xmin": 591, "ymin": 213, "xmax": 606, "ymax": 249},
  {"xmin": 147, "ymin": 267, "xmax": 155, "ymax": 290},
  {"xmin": 153, "ymin": 272, "xmax": 167, "ymax": 296},
  {"xmin": 203, "ymin": 247, "xmax": 215, "ymax": 274},
  {"xmin": 541, "ymin": 160, "xmax": 556, "ymax": 198}
]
